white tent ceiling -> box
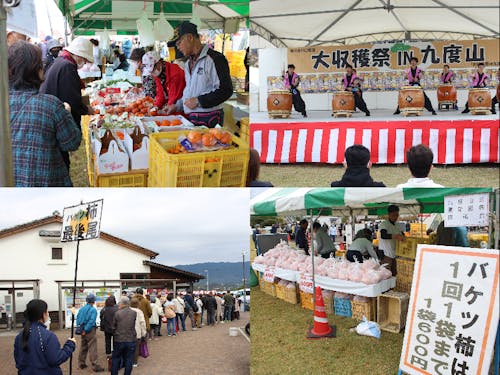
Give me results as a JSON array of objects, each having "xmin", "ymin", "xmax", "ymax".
[{"xmin": 250, "ymin": 0, "xmax": 500, "ymax": 48}]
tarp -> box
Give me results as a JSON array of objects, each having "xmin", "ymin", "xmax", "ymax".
[
  {"xmin": 56, "ymin": 0, "xmax": 249, "ymax": 35},
  {"xmin": 250, "ymin": 187, "xmax": 494, "ymax": 216},
  {"xmin": 250, "ymin": 0, "xmax": 500, "ymax": 48}
]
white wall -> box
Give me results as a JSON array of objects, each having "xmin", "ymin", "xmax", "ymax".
[
  {"xmin": 257, "ymin": 48, "xmax": 288, "ymax": 113},
  {"xmin": 0, "ymin": 223, "xmax": 152, "ymax": 312}
]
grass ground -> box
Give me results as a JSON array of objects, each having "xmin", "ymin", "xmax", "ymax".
[
  {"xmin": 260, "ymin": 164, "xmax": 500, "ymax": 187},
  {"xmin": 250, "ymin": 287, "xmax": 404, "ymax": 375},
  {"xmin": 70, "ymin": 143, "xmax": 89, "ymax": 187}
]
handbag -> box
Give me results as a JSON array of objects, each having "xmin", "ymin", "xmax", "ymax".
[
  {"xmin": 139, "ymin": 339, "xmax": 149, "ymax": 358},
  {"xmin": 161, "ymin": 316, "xmax": 167, "ymax": 323}
]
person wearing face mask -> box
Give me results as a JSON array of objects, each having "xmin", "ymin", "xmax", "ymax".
[
  {"xmin": 43, "ymin": 39, "xmax": 63, "ymax": 74},
  {"xmin": 8, "ymin": 41, "xmax": 81, "ymax": 187},
  {"xmin": 150, "ymin": 58, "xmax": 186, "ymax": 111},
  {"xmin": 40, "ymin": 37, "xmax": 94, "ymax": 173},
  {"xmin": 141, "ymin": 51, "xmax": 160, "ymax": 99},
  {"xmin": 14, "ymin": 299, "xmax": 76, "ymax": 375}
]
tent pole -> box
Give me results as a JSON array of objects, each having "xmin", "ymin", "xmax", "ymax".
[
  {"xmin": 310, "ymin": 212, "xmax": 315, "ymax": 305},
  {"xmin": 0, "ymin": 4, "xmax": 14, "ymax": 187}
]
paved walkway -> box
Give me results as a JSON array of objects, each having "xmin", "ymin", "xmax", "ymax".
[{"xmin": 0, "ymin": 312, "xmax": 250, "ymax": 375}]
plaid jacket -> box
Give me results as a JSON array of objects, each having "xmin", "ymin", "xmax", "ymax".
[{"xmin": 9, "ymin": 89, "xmax": 82, "ymax": 186}]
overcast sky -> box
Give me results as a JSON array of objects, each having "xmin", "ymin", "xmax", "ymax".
[{"xmin": 0, "ymin": 189, "xmax": 250, "ymax": 266}]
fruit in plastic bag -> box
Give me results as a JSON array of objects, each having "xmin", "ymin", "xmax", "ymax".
[{"xmin": 355, "ymin": 317, "xmax": 381, "ymax": 339}]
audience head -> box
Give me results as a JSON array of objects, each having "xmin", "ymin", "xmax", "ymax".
[{"xmin": 406, "ymin": 144, "xmax": 434, "ymax": 178}]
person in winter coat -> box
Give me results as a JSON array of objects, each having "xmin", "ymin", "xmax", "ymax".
[
  {"xmin": 173, "ymin": 294, "xmax": 186, "ymax": 331},
  {"xmin": 331, "ymin": 145, "xmax": 385, "ymax": 187},
  {"xmin": 204, "ymin": 292, "xmax": 217, "ymax": 326},
  {"xmin": 99, "ymin": 296, "xmax": 118, "ymax": 359},
  {"xmin": 43, "ymin": 39, "xmax": 63, "ymax": 74},
  {"xmin": 163, "ymin": 294, "xmax": 177, "ymax": 336},
  {"xmin": 130, "ymin": 298, "xmax": 147, "ymax": 368},
  {"xmin": 312, "ymin": 221, "xmax": 335, "ymax": 258},
  {"xmin": 39, "ymin": 36, "xmax": 94, "ymax": 173},
  {"xmin": 76, "ymin": 294, "xmax": 104, "ymax": 372},
  {"xmin": 14, "ymin": 299, "xmax": 76, "ymax": 375},
  {"xmin": 111, "ymin": 297, "xmax": 137, "ymax": 375},
  {"xmin": 133, "ymin": 288, "xmax": 152, "ymax": 332},
  {"xmin": 183, "ymin": 291, "xmax": 197, "ymax": 330},
  {"xmin": 150, "ymin": 59, "xmax": 186, "ymax": 111},
  {"xmin": 215, "ymin": 293, "xmax": 223, "ymax": 323},
  {"xmin": 223, "ymin": 291, "xmax": 234, "ymax": 322},
  {"xmin": 193, "ymin": 295, "xmax": 203, "ymax": 328},
  {"xmin": 149, "ymin": 296, "xmax": 163, "ymax": 339}
]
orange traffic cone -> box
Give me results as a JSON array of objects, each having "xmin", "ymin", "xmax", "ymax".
[{"xmin": 306, "ymin": 286, "xmax": 336, "ymax": 339}]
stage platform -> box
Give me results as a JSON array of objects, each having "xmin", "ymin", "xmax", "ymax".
[{"xmin": 250, "ymin": 109, "xmax": 499, "ymax": 165}]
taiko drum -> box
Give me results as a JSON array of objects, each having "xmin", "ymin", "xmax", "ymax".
[
  {"xmin": 332, "ymin": 91, "xmax": 355, "ymax": 113},
  {"xmin": 267, "ymin": 90, "xmax": 292, "ymax": 118}
]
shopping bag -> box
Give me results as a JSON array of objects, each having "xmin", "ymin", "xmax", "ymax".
[{"xmin": 139, "ymin": 339, "xmax": 149, "ymax": 358}]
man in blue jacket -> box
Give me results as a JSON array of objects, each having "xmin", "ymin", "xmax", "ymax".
[
  {"xmin": 76, "ymin": 294, "xmax": 104, "ymax": 372},
  {"xmin": 167, "ymin": 22, "xmax": 233, "ymax": 128}
]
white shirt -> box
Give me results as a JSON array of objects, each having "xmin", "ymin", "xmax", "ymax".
[
  {"xmin": 378, "ymin": 220, "xmax": 402, "ymax": 258},
  {"xmin": 329, "ymin": 226, "xmax": 336, "ymax": 236},
  {"xmin": 397, "ymin": 178, "xmax": 444, "ymax": 188}
]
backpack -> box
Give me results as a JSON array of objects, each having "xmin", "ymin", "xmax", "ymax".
[{"xmin": 192, "ymin": 300, "xmax": 199, "ymax": 313}]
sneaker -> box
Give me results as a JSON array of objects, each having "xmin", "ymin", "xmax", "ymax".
[
  {"xmin": 173, "ymin": 333, "xmax": 176, "ymax": 336},
  {"xmin": 167, "ymin": 334, "xmax": 171, "ymax": 336},
  {"xmin": 133, "ymin": 364, "xmax": 138, "ymax": 368},
  {"xmin": 192, "ymin": 327, "xmax": 197, "ymax": 330},
  {"xmin": 79, "ymin": 365, "xmax": 88, "ymax": 370},
  {"xmin": 93, "ymin": 366, "xmax": 105, "ymax": 372}
]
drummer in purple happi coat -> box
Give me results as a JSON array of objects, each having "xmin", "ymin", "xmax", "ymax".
[
  {"xmin": 462, "ymin": 62, "xmax": 490, "ymax": 114},
  {"xmin": 440, "ymin": 64, "xmax": 458, "ymax": 109},
  {"xmin": 342, "ymin": 64, "xmax": 370, "ymax": 116}
]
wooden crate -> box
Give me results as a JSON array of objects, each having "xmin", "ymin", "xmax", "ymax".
[
  {"xmin": 300, "ymin": 290, "xmax": 314, "ymax": 310},
  {"xmin": 275, "ymin": 282, "xmax": 286, "ymax": 300},
  {"xmin": 334, "ymin": 297, "xmax": 352, "ymax": 317},
  {"xmin": 259, "ymin": 277, "xmax": 276, "ymax": 297},
  {"xmin": 377, "ymin": 291, "xmax": 410, "ymax": 333},
  {"xmin": 284, "ymin": 284, "xmax": 299, "ymax": 304},
  {"xmin": 351, "ymin": 298, "xmax": 377, "ymax": 321},
  {"xmin": 396, "ymin": 258, "xmax": 415, "ymax": 294},
  {"xmin": 322, "ymin": 291, "xmax": 334, "ymax": 315}
]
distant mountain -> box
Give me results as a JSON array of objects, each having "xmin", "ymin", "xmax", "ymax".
[{"xmin": 174, "ymin": 261, "xmax": 250, "ymax": 290}]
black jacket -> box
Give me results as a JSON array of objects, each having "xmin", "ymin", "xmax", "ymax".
[
  {"xmin": 40, "ymin": 57, "xmax": 88, "ymax": 126},
  {"xmin": 100, "ymin": 304, "xmax": 118, "ymax": 334},
  {"xmin": 331, "ymin": 167, "xmax": 386, "ymax": 187},
  {"xmin": 204, "ymin": 296, "xmax": 217, "ymax": 312}
]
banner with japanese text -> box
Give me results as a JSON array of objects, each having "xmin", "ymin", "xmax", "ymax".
[
  {"xmin": 399, "ymin": 245, "xmax": 499, "ymax": 375},
  {"xmin": 268, "ymin": 39, "xmax": 500, "ymax": 93},
  {"xmin": 287, "ymin": 39, "xmax": 499, "ymax": 73},
  {"xmin": 444, "ymin": 193, "xmax": 490, "ymax": 228},
  {"xmin": 61, "ymin": 200, "xmax": 104, "ymax": 242}
]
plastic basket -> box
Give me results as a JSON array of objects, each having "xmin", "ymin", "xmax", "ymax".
[
  {"xmin": 299, "ymin": 290, "xmax": 314, "ymax": 310},
  {"xmin": 334, "ymin": 297, "xmax": 352, "ymax": 318},
  {"xmin": 239, "ymin": 117, "xmax": 249, "ymax": 143},
  {"xmin": 351, "ymin": 298, "xmax": 377, "ymax": 321},
  {"xmin": 88, "ymin": 154, "xmax": 148, "ymax": 188},
  {"xmin": 148, "ymin": 130, "xmax": 249, "ymax": 187},
  {"xmin": 284, "ymin": 284, "xmax": 298, "ymax": 304},
  {"xmin": 396, "ymin": 237, "xmax": 431, "ymax": 260},
  {"xmin": 396, "ymin": 258, "xmax": 415, "ymax": 294}
]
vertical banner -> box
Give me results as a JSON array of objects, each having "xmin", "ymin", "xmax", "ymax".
[
  {"xmin": 400, "ymin": 245, "xmax": 499, "ymax": 375},
  {"xmin": 61, "ymin": 200, "xmax": 104, "ymax": 242}
]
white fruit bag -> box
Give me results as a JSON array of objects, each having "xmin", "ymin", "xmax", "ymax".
[
  {"xmin": 154, "ymin": 13, "xmax": 174, "ymax": 41},
  {"xmin": 355, "ymin": 317, "xmax": 381, "ymax": 339},
  {"xmin": 136, "ymin": 12, "xmax": 155, "ymax": 47}
]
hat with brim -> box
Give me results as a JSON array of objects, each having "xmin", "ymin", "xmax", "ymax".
[
  {"xmin": 65, "ymin": 36, "xmax": 94, "ymax": 63},
  {"xmin": 167, "ymin": 21, "xmax": 198, "ymax": 47},
  {"xmin": 47, "ymin": 39, "xmax": 63, "ymax": 52}
]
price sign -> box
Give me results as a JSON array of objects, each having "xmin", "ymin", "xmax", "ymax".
[
  {"xmin": 299, "ymin": 273, "xmax": 314, "ymax": 294},
  {"xmin": 263, "ymin": 267, "xmax": 275, "ymax": 283}
]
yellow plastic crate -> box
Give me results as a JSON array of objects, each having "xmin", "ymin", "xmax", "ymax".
[
  {"xmin": 148, "ymin": 130, "xmax": 249, "ymax": 187},
  {"xmin": 81, "ymin": 116, "xmax": 91, "ymax": 157},
  {"xmin": 396, "ymin": 258, "xmax": 415, "ymax": 294},
  {"xmin": 351, "ymin": 298, "xmax": 377, "ymax": 321},
  {"xmin": 239, "ymin": 117, "xmax": 249, "ymax": 144},
  {"xmin": 396, "ymin": 237, "xmax": 431, "ymax": 260},
  {"xmin": 88, "ymin": 154, "xmax": 148, "ymax": 188},
  {"xmin": 299, "ymin": 290, "xmax": 314, "ymax": 310},
  {"xmin": 409, "ymin": 223, "xmax": 427, "ymax": 237}
]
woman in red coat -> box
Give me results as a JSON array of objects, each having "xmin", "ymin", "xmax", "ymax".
[{"xmin": 151, "ymin": 60, "xmax": 186, "ymax": 113}]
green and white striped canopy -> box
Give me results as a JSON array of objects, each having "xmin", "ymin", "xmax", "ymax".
[
  {"xmin": 56, "ymin": 0, "xmax": 249, "ymax": 36},
  {"xmin": 250, "ymin": 188, "xmax": 494, "ymax": 216}
]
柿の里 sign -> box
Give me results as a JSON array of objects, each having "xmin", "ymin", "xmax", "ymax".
[{"xmin": 399, "ymin": 244, "xmax": 499, "ymax": 375}]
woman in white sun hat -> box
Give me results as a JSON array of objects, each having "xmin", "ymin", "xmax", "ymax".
[{"xmin": 40, "ymin": 37, "xmax": 94, "ymax": 173}]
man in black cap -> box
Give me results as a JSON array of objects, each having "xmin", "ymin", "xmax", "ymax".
[
  {"xmin": 330, "ymin": 144, "xmax": 385, "ymax": 187},
  {"xmin": 166, "ymin": 21, "xmax": 233, "ymax": 128}
]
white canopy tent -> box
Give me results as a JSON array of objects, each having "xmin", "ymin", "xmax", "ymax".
[{"xmin": 250, "ymin": 0, "xmax": 500, "ymax": 48}]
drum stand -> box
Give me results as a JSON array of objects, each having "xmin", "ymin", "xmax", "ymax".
[
  {"xmin": 438, "ymin": 101, "xmax": 456, "ymax": 111},
  {"xmin": 400, "ymin": 108, "xmax": 423, "ymax": 117},
  {"xmin": 331, "ymin": 110, "xmax": 353, "ymax": 118}
]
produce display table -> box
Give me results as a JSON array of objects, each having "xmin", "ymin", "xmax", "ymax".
[{"xmin": 252, "ymin": 263, "xmax": 396, "ymax": 297}]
